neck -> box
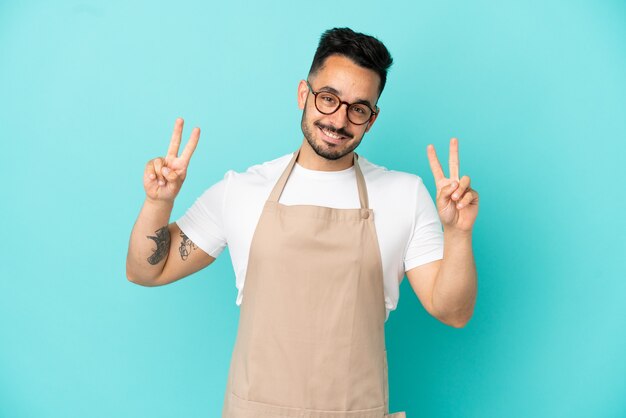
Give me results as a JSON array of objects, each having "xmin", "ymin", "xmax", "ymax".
[{"xmin": 297, "ymin": 139, "xmax": 355, "ymax": 171}]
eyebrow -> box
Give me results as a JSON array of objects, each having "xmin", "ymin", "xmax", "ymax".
[{"xmin": 317, "ymin": 85, "xmax": 375, "ymax": 110}]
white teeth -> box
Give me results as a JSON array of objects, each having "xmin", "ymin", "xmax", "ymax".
[{"xmin": 322, "ymin": 128, "xmax": 342, "ymax": 139}]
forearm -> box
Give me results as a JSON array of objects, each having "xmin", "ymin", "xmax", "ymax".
[
  {"xmin": 126, "ymin": 198, "xmax": 174, "ymax": 283},
  {"xmin": 432, "ymin": 229, "xmax": 477, "ymax": 327}
]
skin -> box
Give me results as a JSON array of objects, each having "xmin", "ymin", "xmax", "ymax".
[
  {"xmin": 126, "ymin": 119, "xmax": 215, "ymax": 286},
  {"xmin": 296, "ymin": 55, "xmax": 380, "ymax": 171},
  {"xmin": 406, "ymin": 138, "xmax": 479, "ymax": 328},
  {"xmin": 126, "ymin": 54, "xmax": 479, "ymax": 329}
]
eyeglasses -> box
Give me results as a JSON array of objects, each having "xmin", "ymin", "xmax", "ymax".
[{"xmin": 306, "ymin": 80, "xmax": 378, "ymax": 125}]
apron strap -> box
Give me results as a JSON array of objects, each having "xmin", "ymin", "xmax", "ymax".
[
  {"xmin": 267, "ymin": 149, "xmax": 370, "ymax": 210},
  {"xmin": 353, "ymin": 153, "xmax": 369, "ymax": 209}
]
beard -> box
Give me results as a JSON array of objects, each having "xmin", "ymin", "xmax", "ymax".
[{"xmin": 301, "ymin": 106, "xmax": 364, "ymax": 161}]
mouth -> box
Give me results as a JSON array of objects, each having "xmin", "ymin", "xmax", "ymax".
[{"xmin": 318, "ymin": 126, "xmax": 349, "ymax": 145}]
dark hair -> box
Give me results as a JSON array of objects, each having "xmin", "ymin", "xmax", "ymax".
[{"xmin": 308, "ymin": 27, "xmax": 393, "ymax": 96}]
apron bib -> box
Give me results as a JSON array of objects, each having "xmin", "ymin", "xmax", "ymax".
[{"xmin": 222, "ymin": 150, "xmax": 407, "ymax": 418}]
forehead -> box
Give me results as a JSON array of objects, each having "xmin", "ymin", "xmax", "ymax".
[{"xmin": 310, "ymin": 55, "xmax": 380, "ymax": 103}]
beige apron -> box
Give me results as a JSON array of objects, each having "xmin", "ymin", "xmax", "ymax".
[{"xmin": 222, "ymin": 150, "xmax": 407, "ymax": 418}]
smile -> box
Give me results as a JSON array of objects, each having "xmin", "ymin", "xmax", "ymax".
[{"xmin": 318, "ymin": 126, "xmax": 347, "ymax": 144}]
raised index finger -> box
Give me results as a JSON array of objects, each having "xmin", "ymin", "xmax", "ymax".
[
  {"xmin": 427, "ymin": 144, "xmax": 446, "ymax": 182},
  {"xmin": 449, "ymin": 137, "xmax": 459, "ymax": 182},
  {"xmin": 167, "ymin": 118, "xmax": 184, "ymax": 158}
]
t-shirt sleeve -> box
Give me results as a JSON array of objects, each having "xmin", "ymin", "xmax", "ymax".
[
  {"xmin": 174, "ymin": 174, "xmax": 229, "ymax": 258},
  {"xmin": 404, "ymin": 178, "xmax": 444, "ymax": 271}
]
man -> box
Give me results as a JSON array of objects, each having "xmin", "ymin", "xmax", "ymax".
[{"xmin": 126, "ymin": 28, "xmax": 478, "ymax": 418}]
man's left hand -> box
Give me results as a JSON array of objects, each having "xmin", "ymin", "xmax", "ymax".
[{"xmin": 426, "ymin": 138, "xmax": 479, "ymax": 232}]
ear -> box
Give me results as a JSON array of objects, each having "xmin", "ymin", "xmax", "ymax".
[
  {"xmin": 297, "ymin": 80, "xmax": 309, "ymax": 110},
  {"xmin": 364, "ymin": 108, "xmax": 380, "ymax": 133}
]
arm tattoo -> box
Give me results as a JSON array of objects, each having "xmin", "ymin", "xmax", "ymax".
[
  {"xmin": 146, "ymin": 226, "xmax": 171, "ymax": 265},
  {"xmin": 179, "ymin": 231, "xmax": 198, "ymax": 261}
]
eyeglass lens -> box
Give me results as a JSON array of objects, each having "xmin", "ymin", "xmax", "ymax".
[{"xmin": 314, "ymin": 92, "xmax": 372, "ymax": 125}]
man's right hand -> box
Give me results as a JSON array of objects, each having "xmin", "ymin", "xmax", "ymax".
[
  {"xmin": 127, "ymin": 117, "xmax": 213, "ymax": 287},
  {"xmin": 144, "ymin": 118, "xmax": 200, "ymax": 203}
]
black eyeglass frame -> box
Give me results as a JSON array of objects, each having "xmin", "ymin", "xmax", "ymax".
[{"xmin": 305, "ymin": 80, "xmax": 379, "ymax": 126}]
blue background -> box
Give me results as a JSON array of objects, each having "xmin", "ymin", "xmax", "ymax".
[{"xmin": 1, "ymin": 1, "xmax": 625, "ymax": 417}]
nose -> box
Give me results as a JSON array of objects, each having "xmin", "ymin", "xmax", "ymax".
[{"xmin": 327, "ymin": 102, "xmax": 351, "ymax": 127}]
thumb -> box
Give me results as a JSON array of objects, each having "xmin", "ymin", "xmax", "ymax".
[
  {"xmin": 439, "ymin": 181, "xmax": 458, "ymax": 203},
  {"xmin": 161, "ymin": 166, "xmax": 182, "ymax": 187}
]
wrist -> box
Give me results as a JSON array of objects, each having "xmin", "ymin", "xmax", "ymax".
[
  {"xmin": 443, "ymin": 226, "xmax": 473, "ymax": 241},
  {"xmin": 144, "ymin": 196, "xmax": 174, "ymax": 212}
]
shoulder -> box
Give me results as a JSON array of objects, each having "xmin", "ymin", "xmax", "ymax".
[
  {"xmin": 224, "ymin": 153, "xmax": 293, "ymax": 186},
  {"xmin": 358, "ymin": 155, "xmax": 426, "ymax": 192}
]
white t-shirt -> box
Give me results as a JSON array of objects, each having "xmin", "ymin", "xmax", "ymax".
[{"xmin": 176, "ymin": 153, "xmax": 444, "ymax": 321}]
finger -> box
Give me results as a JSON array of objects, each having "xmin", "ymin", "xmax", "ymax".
[
  {"xmin": 439, "ymin": 180, "xmax": 458, "ymax": 203},
  {"xmin": 427, "ymin": 144, "xmax": 445, "ymax": 182},
  {"xmin": 452, "ymin": 175, "xmax": 470, "ymax": 201},
  {"xmin": 153, "ymin": 158, "xmax": 166, "ymax": 186},
  {"xmin": 180, "ymin": 127, "xmax": 200, "ymax": 163},
  {"xmin": 449, "ymin": 137, "xmax": 459, "ymax": 182},
  {"xmin": 167, "ymin": 118, "xmax": 184, "ymax": 159},
  {"xmin": 161, "ymin": 166, "xmax": 181, "ymax": 188},
  {"xmin": 144, "ymin": 159, "xmax": 157, "ymax": 181},
  {"xmin": 456, "ymin": 189, "xmax": 477, "ymax": 209}
]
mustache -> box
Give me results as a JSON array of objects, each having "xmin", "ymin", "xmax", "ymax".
[{"xmin": 314, "ymin": 121, "xmax": 353, "ymax": 139}]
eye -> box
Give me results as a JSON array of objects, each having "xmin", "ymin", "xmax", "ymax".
[
  {"xmin": 350, "ymin": 105, "xmax": 367, "ymax": 115},
  {"xmin": 319, "ymin": 93, "xmax": 337, "ymax": 104}
]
